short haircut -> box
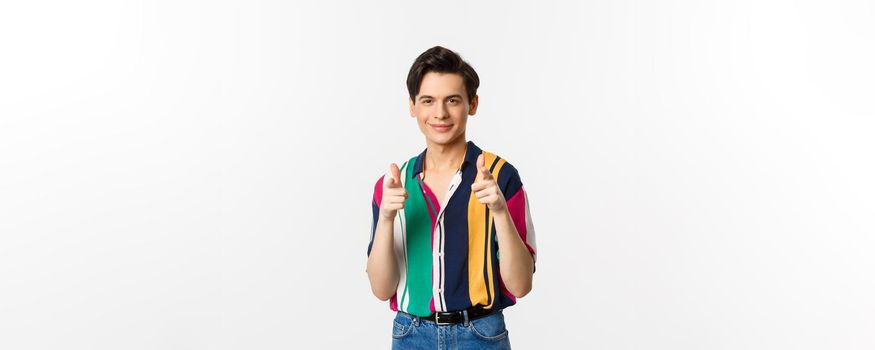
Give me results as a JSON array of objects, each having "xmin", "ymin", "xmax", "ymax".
[{"xmin": 406, "ymin": 46, "xmax": 480, "ymax": 104}]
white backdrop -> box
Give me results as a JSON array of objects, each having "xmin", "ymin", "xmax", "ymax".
[{"xmin": 1, "ymin": 1, "xmax": 873, "ymax": 349}]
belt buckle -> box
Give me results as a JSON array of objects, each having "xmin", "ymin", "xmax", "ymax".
[{"xmin": 434, "ymin": 312, "xmax": 452, "ymax": 325}]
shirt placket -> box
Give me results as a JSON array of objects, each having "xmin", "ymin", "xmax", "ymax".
[{"xmin": 429, "ymin": 169, "xmax": 463, "ymax": 311}]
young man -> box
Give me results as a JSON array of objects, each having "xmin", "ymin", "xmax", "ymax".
[{"xmin": 367, "ymin": 46, "xmax": 537, "ymax": 350}]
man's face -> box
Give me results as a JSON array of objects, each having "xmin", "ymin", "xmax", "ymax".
[{"xmin": 409, "ymin": 72, "xmax": 478, "ymax": 146}]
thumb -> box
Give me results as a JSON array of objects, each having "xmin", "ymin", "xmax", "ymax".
[{"xmin": 386, "ymin": 163, "xmax": 401, "ymax": 188}]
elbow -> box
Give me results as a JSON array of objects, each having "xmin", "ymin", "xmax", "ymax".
[
  {"xmin": 367, "ymin": 277, "xmax": 395, "ymax": 301},
  {"xmin": 372, "ymin": 288, "xmax": 394, "ymax": 301},
  {"xmin": 366, "ymin": 266, "xmax": 398, "ymax": 301},
  {"xmin": 509, "ymin": 282, "xmax": 533, "ymax": 298},
  {"xmin": 368, "ymin": 275, "xmax": 395, "ymax": 301}
]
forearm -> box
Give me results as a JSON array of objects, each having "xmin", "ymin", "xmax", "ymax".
[
  {"xmin": 492, "ymin": 209, "xmax": 534, "ymax": 297},
  {"xmin": 366, "ymin": 215, "xmax": 399, "ymax": 301}
]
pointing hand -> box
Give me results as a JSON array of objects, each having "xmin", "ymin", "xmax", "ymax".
[
  {"xmin": 380, "ymin": 163, "xmax": 408, "ymax": 220},
  {"xmin": 471, "ymin": 154, "xmax": 507, "ymax": 212}
]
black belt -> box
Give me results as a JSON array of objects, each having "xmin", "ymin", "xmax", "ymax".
[{"xmin": 413, "ymin": 306, "xmax": 499, "ymax": 325}]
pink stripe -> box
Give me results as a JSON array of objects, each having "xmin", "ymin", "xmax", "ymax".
[
  {"xmin": 420, "ymin": 178, "xmax": 441, "ymax": 313},
  {"xmin": 419, "ymin": 180, "xmax": 441, "ymax": 246},
  {"xmin": 373, "ymin": 175, "xmax": 384, "ymax": 206},
  {"xmin": 505, "ymin": 186, "xmax": 534, "ymax": 254}
]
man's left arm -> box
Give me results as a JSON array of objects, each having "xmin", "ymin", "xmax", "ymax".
[
  {"xmin": 491, "ymin": 207, "xmax": 534, "ymax": 298},
  {"xmin": 471, "ymin": 155, "xmax": 536, "ymax": 298}
]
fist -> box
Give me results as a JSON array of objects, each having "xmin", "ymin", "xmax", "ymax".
[
  {"xmin": 471, "ymin": 154, "xmax": 507, "ymax": 212},
  {"xmin": 379, "ymin": 163, "xmax": 408, "ymax": 221}
]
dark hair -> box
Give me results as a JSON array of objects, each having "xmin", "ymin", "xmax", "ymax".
[{"xmin": 406, "ymin": 46, "xmax": 480, "ymax": 104}]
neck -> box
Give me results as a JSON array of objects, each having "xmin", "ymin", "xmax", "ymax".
[{"xmin": 424, "ymin": 136, "xmax": 467, "ymax": 172}]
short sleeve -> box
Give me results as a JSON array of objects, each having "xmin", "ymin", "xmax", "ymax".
[
  {"xmin": 367, "ymin": 175, "xmax": 385, "ymax": 257},
  {"xmin": 499, "ymin": 165, "xmax": 538, "ymax": 273}
]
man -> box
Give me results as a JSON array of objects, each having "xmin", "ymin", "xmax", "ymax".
[{"xmin": 367, "ymin": 46, "xmax": 537, "ymax": 350}]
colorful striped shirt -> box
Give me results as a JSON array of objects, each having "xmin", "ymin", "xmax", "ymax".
[{"xmin": 368, "ymin": 140, "xmax": 537, "ymax": 317}]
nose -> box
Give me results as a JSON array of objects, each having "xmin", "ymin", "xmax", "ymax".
[{"xmin": 435, "ymin": 102, "xmax": 449, "ymax": 119}]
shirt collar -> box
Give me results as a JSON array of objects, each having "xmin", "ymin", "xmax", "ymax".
[{"xmin": 411, "ymin": 140, "xmax": 481, "ymax": 178}]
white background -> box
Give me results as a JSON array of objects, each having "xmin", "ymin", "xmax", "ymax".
[{"xmin": 1, "ymin": 1, "xmax": 873, "ymax": 349}]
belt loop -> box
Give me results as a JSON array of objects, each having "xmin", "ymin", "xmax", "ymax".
[
  {"xmin": 462, "ymin": 309, "xmax": 470, "ymax": 327},
  {"xmin": 413, "ymin": 314, "xmax": 420, "ymax": 327}
]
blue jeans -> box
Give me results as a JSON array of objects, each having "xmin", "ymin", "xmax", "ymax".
[{"xmin": 391, "ymin": 309, "xmax": 512, "ymax": 350}]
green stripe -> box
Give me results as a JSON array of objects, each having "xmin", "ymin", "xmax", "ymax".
[{"xmin": 402, "ymin": 155, "xmax": 433, "ymax": 316}]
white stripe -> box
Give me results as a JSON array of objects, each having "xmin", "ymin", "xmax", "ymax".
[
  {"xmin": 438, "ymin": 220, "xmax": 448, "ymax": 310},
  {"xmin": 394, "ymin": 162, "xmax": 410, "ymax": 312},
  {"xmin": 431, "ymin": 219, "xmax": 441, "ymax": 311},
  {"xmin": 431, "ymin": 169, "xmax": 462, "ymax": 311},
  {"xmin": 427, "ymin": 171, "xmax": 443, "ymax": 312}
]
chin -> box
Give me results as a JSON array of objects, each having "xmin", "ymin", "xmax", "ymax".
[{"xmin": 428, "ymin": 134, "xmax": 460, "ymax": 145}]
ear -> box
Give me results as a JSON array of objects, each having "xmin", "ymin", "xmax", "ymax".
[
  {"xmin": 468, "ymin": 94, "xmax": 479, "ymax": 116},
  {"xmin": 409, "ymin": 97, "xmax": 416, "ymax": 117}
]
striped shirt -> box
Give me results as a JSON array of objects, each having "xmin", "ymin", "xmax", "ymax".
[{"xmin": 368, "ymin": 140, "xmax": 537, "ymax": 317}]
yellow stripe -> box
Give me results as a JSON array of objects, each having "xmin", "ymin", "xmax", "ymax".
[
  {"xmin": 485, "ymin": 158, "xmax": 506, "ymax": 308},
  {"xmin": 468, "ymin": 151, "xmax": 507, "ymax": 308}
]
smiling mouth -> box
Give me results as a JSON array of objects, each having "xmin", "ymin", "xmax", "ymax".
[{"xmin": 430, "ymin": 124, "xmax": 453, "ymax": 132}]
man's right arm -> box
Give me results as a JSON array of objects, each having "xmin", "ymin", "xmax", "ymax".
[
  {"xmin": 366, "ymin": 163, "xmax": 407, "ymax": 301},
  {"xmin": 366, "ymin": 212, "xmax": 399, "ymax": 301}
]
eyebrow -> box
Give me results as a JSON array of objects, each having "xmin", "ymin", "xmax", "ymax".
[{"xmin": 418, "ymin": 94, "xmax": 464, "ymax": 101}]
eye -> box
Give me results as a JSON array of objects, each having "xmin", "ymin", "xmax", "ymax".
[{"xmin": 448, "ymin": 98, "xmax": 459, "ymax": 104}]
